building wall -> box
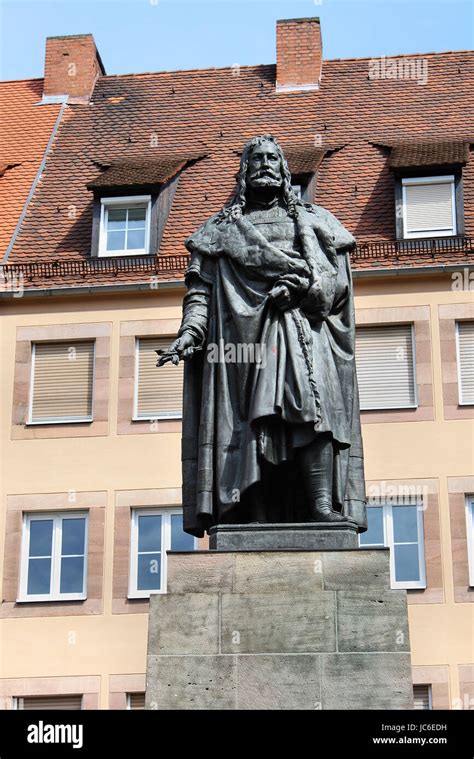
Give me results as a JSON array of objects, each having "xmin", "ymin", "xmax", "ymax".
[{"xmin": 0, "ymin": 273, "xmax": 472, "ymax": 709}]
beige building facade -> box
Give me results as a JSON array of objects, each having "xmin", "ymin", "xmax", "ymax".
[{"xmin": 0, "ymin": 269, "xmax": 472, "ymax": 709}]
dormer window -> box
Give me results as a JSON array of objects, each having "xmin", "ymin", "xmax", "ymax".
[
  {"xmin": 386, "ymin": 140, "xmax": 470, "ymax": 241},
  {"xmin": 99, "ymin": 196, "xmax": 151, "ymax": 257},
  {"xmin": 87, "ymin": 155, "xmax": 207, "ymax": 258},
  {"xmin": 401, "ymin": 176, "xmax": 456, "ymax": 239}
]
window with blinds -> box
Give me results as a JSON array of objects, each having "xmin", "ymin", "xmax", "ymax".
[
  {"xmin": 355, "ymin": 325, "xmax": 417, "ymax": 410},
  {"xmin": 127, "ymin": 692, "xmax": 146, "ymax": 710},
  {"xmin": 413, "ymin": 685, "xmax": 432, "ymax": 710},
  {"xmin": 402, "ymin": 176, "xmax": 456, "ymax": 239},
  {"xmin": 456, "ymin": 321, "xmax": 474, "ymax": 405},
  {"xmin": 30, "ymin": 341, "xmax": 94, "ymax": 423},
  {"xmin": 15, "ymin": 695, "xmax": 83, "ymax": 710},
  {"xmin": 135, "ymin": 337, "xmax": 183, "ymax": 419}
]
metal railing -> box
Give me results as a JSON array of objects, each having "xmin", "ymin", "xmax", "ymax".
[
  {"xmin": 353, "ymin": 235, "xmax": 473, "ymax": 261},
  {"xmin": 1, "ymin": 237, "xmax": 472, "ymax": 284},
  {"xmin": 0, "ymin": 254, "xmax": 190, "ymax": 282}
]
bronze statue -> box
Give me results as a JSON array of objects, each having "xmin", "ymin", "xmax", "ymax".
[{"xmin": 159, "ymin": 135, "xmax": 367, "ymax": 538}]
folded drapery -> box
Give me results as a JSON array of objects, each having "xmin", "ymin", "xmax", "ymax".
[{"xmin": 179, "ymin": 203, "xmax": 366, "ymax": 536}]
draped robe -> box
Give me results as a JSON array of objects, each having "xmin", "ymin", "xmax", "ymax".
[{"xmin": 178, "ymin": 202, "xmax": 367, "ymax": 537}]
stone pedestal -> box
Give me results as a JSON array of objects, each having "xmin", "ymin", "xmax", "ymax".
[
  {"xmin": 146, "ymin": 548, "xmax": 414, "ymax": 710},
  {"xmin": 209, "ymin": 522, "xmax": 359, "ymax": 550}
]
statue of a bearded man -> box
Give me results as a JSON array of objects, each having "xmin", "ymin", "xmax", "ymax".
[{"xmin": 159, "ymin": 135, "xmax": 367, "ymax": 538}]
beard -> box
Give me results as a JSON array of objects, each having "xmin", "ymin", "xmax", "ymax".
[{"xmin": 247, "ymin": 170, "xmax": 283, "ymax": 189}]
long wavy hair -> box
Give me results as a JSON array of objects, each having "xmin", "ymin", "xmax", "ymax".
[
  {"xmin": 216, "ymin": 135, "xmax": 305, "ymax": 222},
  {"xmin": 215, "ymin": 135, "xmax": 336, "ymax": 281}
]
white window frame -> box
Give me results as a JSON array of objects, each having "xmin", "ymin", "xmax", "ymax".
[
  {"xmin": 128, "ymin": 508, "xmax": 196, "ymax": 599},
  {"xmin": 99, "ymin": 195, "xmax": 152, "ymax": 257},
  {"xmin": 18, "ymin": 511, "xmax": 88, "ymax": 602},
  {"xmin": 27, "ymin": 341, "xmax": 96, "ymax": 425},
  {"xmin": 455, "ymin": 321, "xmax": 474, "ymax": 406},
  {"xmin": 357, "ymin": 324, "xmax": 418, "ymax": 411},
  {"xmin": 466, "ymin": 496, "xmax": 474, "ymax": 587},
  {"xmin": 401, "ymin": 175, "xmax": 456, "ymax": 239},
  {"xmin": 133, "ymin": 337, "xmax": 182, "ymax": 421},
  {"xmin": 360, "ymin": 502, "xmax": 426, "ymax": 590}
]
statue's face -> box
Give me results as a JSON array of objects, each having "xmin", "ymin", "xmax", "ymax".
[{"xmin": 246, "ymin": 140, "xmax": 283, "ymax": 190}]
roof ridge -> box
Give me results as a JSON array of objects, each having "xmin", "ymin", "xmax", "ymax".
[
  {"xmin": 102, "ymin": 63, "xmax": 274, "ymax": 79},
  {"xmin": 325, "ymin": 48, "xmax": 474, "ymax": 62},
  {"xmin": 99, "ymin": 49, "xmax": 473, "ymax": 81},
  {"xmin": 2, "ymin": 49, "xmax": 472, "ymax": 85},
  {"xmin": 0, "ymin": 76, "xmax": 44, "ymax": 85}
]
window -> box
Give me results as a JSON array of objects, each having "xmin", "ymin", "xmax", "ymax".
[
  {"xmin": 359, "ymin": 503, "xmax": 426, "ymax": 589},
  {"xmin": 99, "ymin": 195, "xmax": 151, "ymax": 257},
  {"xmin": 413, "ymin": 685, "xmax": 432, "ymax": 710},
  {"xmin": 401, "ymin": 176, "xmax": 456, "ymax": 239},
  {"xmin": 134, "ymin": 337, "xmax": 184, "ymax": 420},
  {"xmin": 456, "ymin": 321, "xmax": 474, "ymax": 405},
  {"xmin": 292, "ymin": 183, "xmax": 302, "ymax": 199},
  {"xmin": 29, "ymin": 341, "xmax": 94, "ymax": 424},
  {"xmin": 13, "ymin": 695, "xmax": 83, "ymax": 710},
  {"xmin": 129, "ymin": 509, "xmax": 195, "ymax": 598},
  {"xmin": 127, "ymin": 693, "xmax": 145, "ymax": 710},
  {"xmin": 291, "ymin": 175, "xmax": 312, "ymax": 202},
  {"xmin": 356, "ymin": 325, "xmax": 417, "ymax": 410},
  {"xmin": 19, "ymin": 512, "xmax": 88, "ymax": 601},
  {"xmin": 466, "ymin": 496, "xmax": 474, "ymax": 587}
]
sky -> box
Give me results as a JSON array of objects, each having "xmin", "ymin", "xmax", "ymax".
[{"xmin": 0, "ymin": 0, "xmax": 473, "ymax": 81}]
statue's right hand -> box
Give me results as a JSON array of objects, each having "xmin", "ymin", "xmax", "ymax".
[
  {"xmin": 174, "ymin": 332, "xmax": 196, "ymax": 360},
  {"xmin": 156, "ymin": 332, "xmax": 197, "ymax": 366}
]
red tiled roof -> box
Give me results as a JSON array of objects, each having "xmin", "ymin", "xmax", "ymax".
[
  {"xmin": 4, "ymin": 49, "xmax": 474, "ymax": 288},
  {"xmin": 87, "ymin": 154, "xmax": 207, "ymax": 189},
  {"xmin": 285, "ymin": 145, "xmax": 343, "ymax": 174},
  {"xmin": 0, "ymin": 79, "xmax": 62, "ymax": 256},
  {"xmin": 387, "ymin": 140, "xmax": 471, "ymax": 168}
]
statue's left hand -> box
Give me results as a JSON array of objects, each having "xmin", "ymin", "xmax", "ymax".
[{"xmin": 268, "ymin": 284, "xmax": 292, "ymax": 311}]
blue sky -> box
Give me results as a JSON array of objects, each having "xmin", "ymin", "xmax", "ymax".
[{"xmin": 0, "ymin": 0, "xmax": 472, "ymax": 81}]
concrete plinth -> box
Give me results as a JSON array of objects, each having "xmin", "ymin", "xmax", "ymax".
[
  {"xmin": 209, "ymin": 522, "xmax": 359, "ymax": 550},
  {"xmin": 145, "ymin": 549, "xmax": 414, "ymax": 710}
]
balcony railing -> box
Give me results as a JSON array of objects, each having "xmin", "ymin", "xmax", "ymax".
[
  {"xmin": 0, "ymin": 254, "xmax": 190, "ymax": 283},
  {"xmin": 0, "ymin": 237, "xmax": 472, "ymax": 286},
  {"xmin": 353, "ymin": 235, "xmax": 473, "ymax": 261}
]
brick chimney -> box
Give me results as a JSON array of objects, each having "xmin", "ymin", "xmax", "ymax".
[
  {"xmin": 43, "ymin": 34, "xmax": 105, "ymax": 103},
  {"xmin": 276, "ymin": 17, "xmax": 322, "ymax": 93}
]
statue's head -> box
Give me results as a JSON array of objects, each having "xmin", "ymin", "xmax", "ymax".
[
  {"xmin": 221, "ymin": 135, "xmax": 301, "ymax": 220},
  {"xmin": 245, "ymin": 136, "xmax": 284, "ymax": 191}
]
